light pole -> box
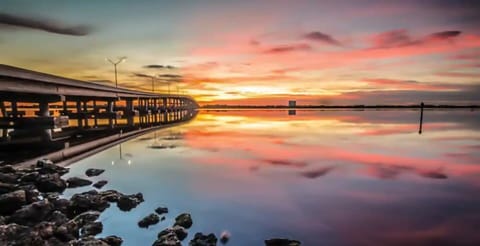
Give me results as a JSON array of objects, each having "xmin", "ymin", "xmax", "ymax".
[{"xmin": 106, "ymin": 57, "xmax": 127, "ymax": 88}]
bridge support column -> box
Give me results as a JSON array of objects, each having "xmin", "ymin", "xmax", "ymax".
[
  {"xmin": 39, "ymin": 100, "xmax": 52, "ymax": 141},
  {"xmin": 76, "ymin": 101, "xmax": 83, "ymax": 128},
  {"xmin": 126, "ymin": 99, "xmax": 134, "ymax": 126},
  {"xmin": 107, "ymin": 100, "xmax": 114, "ymax": 128}
]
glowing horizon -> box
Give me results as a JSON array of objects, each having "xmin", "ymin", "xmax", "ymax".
[{"xmin": 1, "ymin": 0, "xmax": 479, "ymax": 105}]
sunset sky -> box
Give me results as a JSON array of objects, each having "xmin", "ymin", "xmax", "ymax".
[{"xmin": 1, "ymin": 0, "xmax": 479, "ymax": 105}]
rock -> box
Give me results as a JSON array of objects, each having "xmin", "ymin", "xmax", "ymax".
[
  {"xmin": 33, "ymin": 221, "xmax": 55, "ymax": 239},
  {"xmin": 8, "ymin": 200, "xmax": 55, "ymax": 226},
  {"xmin": 19, "ymin": 171, "xmax": 39, "ymax": 183},
  {"xmin": 35, "ymin": 173, "xmax": 67, "ymax": 193},
  {"xmin": 85, "ymin": 168, "xmax": 105, "ymax": 177},
  {"xmin": 0, "ymin": 182, "xmax": 18, "ymax": 195},
  {"xmin": 68, "ymin": 190, "xmax": 110, "ymax": 217},
  {"xmin": 220, "ymin": 231, "xmax": 231, "ymax": 244},
  {"xmin": 174, "ymin": 213, "xmax": 193, "ymax": 229},
  {"xmin": 161, "ymin": 216, "xmax": 165, "ymax": 221},
  {"xmin": 0, "ymin": 223, "xmax": 31, "ymax": 245},
  {"xmin": 99, "ymin": 190, "xmax": 122, "ymax": 202},
  {"xmin": 0, "ymin": 172, "xmax": 19, "ymax": 183},
  {"xmin": 50, "ymin": 210, "xmax": 69, "ymax": 225},
  {"xmin": 54, "ymin": 220, "xmax": 80, "ymax": 242},
  {"xmin": 67, "ymin": 177, "xmax": 93, "ymax": 188},
  {"xmin": 73, "ymin": 211, "xmax": 101, "ymax": 227},
  {"xmin": 52, "ymin": 198, "xmax": 71, "ymax": 214},
  {"xmin": 0, "ymin": 216, "xmax": 5, "ymax": 225},
  {"xmin": 158, "ymin": 226, "xmax": 188, "ymax": 241},
  {"xmin": 189, "ymin": 233, "xmax": 218, "ymax": 246},
  {"xmin": 36, "ymin": 159, "xmax": 69, "ymax": 175},
  {"xmin": 153, "ymin": 229, "xmax": 181, "ymax": 246},
  {"xmin": 19, "ymin": 184, "xmax": 41, "ymax": 203},
  {"xmin": 116, "ymin": 193, "xmax": 144, "ymax": 211},
  {"xmin": 93, "ymin": 180, "xmax": 108, "ymax": 189},
  {"xmin": 0, "ymin": 165, "xmax": 15, "ymax": 173},
  {"xmin": 138, "ymin": 213, "xmax": 160, "ymax": 228},
  {"xmin": 101, "ymin": 235, "xmax": 123, "ymax": 246},
  {"xmin": 70, "ymin": 236, "xmax": 110, "ymax": 246},
  {"xmin": 81, "ymin": 221, "xmax": 103, "ymax": 237},
  {"xmin": 265, "ymin": 238, "xmax": 301, "ymax": 246},
  {"xmin": 155, "ymin": 206, "xmax": 168, "ymax": 215},
  {"xmin": 0, "ymin": 190, "xmax": 26, "ymax": 215}
]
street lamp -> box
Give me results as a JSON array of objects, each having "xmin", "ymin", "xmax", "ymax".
[{"xmin": 106, "ymin": 57, "xmax": 127, "ymax": 88}]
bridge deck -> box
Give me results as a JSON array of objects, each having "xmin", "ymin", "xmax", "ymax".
[{"xmin": 0, "ymin": 64, "xmax": 195, "ymax": 102}]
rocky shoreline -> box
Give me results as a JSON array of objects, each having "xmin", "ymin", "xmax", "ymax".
[{"xmin": 0, "ymin": 159, "xmax": 300, "ymax": 245}]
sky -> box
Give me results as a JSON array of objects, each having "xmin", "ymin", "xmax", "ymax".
[{"xmin": 0, "ymin": 0, "xmax": 479, "ymax": 105}]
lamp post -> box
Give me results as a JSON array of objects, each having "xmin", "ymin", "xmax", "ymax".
[{"xmin": 106, "ymin": 57, "xmax": 127, "ymax": 88}]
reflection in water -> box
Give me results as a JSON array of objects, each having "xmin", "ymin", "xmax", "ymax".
[{"xmin": 63, "ymin": 109, "xmax": 480, "ymax": 245}]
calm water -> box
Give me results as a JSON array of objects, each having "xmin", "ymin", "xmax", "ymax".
[{"xmin": 63, "ymin": 109, "xmax": 480, "ymax": 246}]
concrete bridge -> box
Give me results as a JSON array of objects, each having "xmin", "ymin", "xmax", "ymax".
[{"xmin": 0, "ymin": 64, "xmax": 198, "ymax": 144}]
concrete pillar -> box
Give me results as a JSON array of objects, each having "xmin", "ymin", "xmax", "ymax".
[
  {"xmin": 76, "ymin": 101, "xmax": 83, "ymax": 128},
  {"xmin": 107, "ymin": 100, "xmax": 114, "ymax": 128},
  {"xmin": 93, "ymin": 100, "xmax": 98, "ymax": 127}
]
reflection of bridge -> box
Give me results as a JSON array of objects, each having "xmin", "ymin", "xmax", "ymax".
[{"xmin": 0, "ymin": 64, "xmax": 198, "ymax": 161}]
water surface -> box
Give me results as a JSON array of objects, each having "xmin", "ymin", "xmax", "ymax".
[{"xmin": 63, "ymin": 109, "xmax": 480, "ymax": 246}]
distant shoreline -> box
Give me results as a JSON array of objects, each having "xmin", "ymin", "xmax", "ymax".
[{"xmin": 201, "ymin": 105, "xmax": 479, "ymax": 109}]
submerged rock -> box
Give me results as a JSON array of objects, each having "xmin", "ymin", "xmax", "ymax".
[
  {"xmin": 93, "ymin": 180, "xmax": 108, "ymax": 189},
  {"xmin": 265, "ymin": 238, "xmax": 301, "ymax": 246},
  {"xmin": 138, "ymin": 213, "xmax": 160, "ymax": 228},
  {"xmin": 153, "ymin": 229, "xmax": 181, "ymax": 246},
  {"xmin": 189, "ymin": 233, "xmax": 218, "ymax": 246},
  {"xmin": 70, "ymin": 236, "xmax": 109, "ymax": 246},
  {"xmin": 0, "ymin": 190, "xmax": 26, "ymax": 215},
  {"xmin": 155, "ymin": 206, "xmax": 168, "ymax": 215},
  {"xmin": 0, "ymin": 165, "xmax": 15, "ymax": 173},
  {"xmin": 101, "ymin": 235, "xmax": 123, "ymax": 246},
  {"xmin": 158, "ymin": 226, "xmax": 188, "ymax": 241},
  {"xmin": 67, "ymin": 177, "xmax": 93, "ymax": 188},
  {"xmin": 116, "ymin": 193, "xmax": 144, "ymax": 211},
  {"xmin": 85, "ymin": 168, "xmax": 105, "ymax": 177},
  {"xmin": 174, "ymin": 213, "xmax": 192, "ymax": 229},
  {"xmin": 220, "ymin": 231, "xmax": 231, "ymax": 244}
]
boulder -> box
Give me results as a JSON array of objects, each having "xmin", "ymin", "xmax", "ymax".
[
  {"xmin": 189, "ymin": 233, "xmax": 218, "ymax": 246},
  {"xmin": 155, "ymin": 206, "xmax": 168, "ymax": 215},
  {"xmin": 138, "ymin": 213, "xmax": 160, "ymax": 228},
  {"xmin": 0, "ymin": 223, "xmax": 31, "ymax": 245},
  {"xmin": 85, "ymin": 168, "xmax": 105, "ymax": 177},
  {"xmin": 99, "ymin": 190, "xmax": 122, "ymax": 203},
  {"xmin": 93, "ymin": 180, "xmax": 108, "ymax": 189},
  {"xmin": 0, "ymin": 172, "xmax": 19, "ymax": 184},
  {"xmin": 158, "ymin": 226, "xmax": 188, "ymax": 241},
  {"xmin": 116, "ymin": 193, "xmax": 144, "ymax": 211},
  {"xmin": 67, "ymin": 177, "xmax": 93, "ymax": 188},
  {"xmin": 73, "ymin": 211, "xmax": 101, "ymax": 227},
  {"xmin": 36, "ymin": 159, "xmax": 69, "ymax": 175},
  {"xmin": 101, "ymin": 235, "xmax": 123, "ymax": 246},
  {"xmin": 81, "ymin": 221, "xmax": 103, "ymax": 237},
  {"xmin": 174, "ymin": 213, "xmax": 192, "ymax": 229},
  {"xmin": 68, "ymin": 190, "xmax": 110, "ymax": 217},
  {"xmin": 35, "ymin": 173, "xmax": 67, "ymax": 193},
  {"xmin": 153, "ymin": 229, "xmax": 181, "ymax": 246},
  {"xmin": 0, "ymin": 190, "xmax": 26, "ymax": 215},
  {"xmin": 8, "ymin": 200, "xmax": 55, "ymax": 226},
  {"xmin": 70, "ymin": 236, "xmax": 110, "ymax": 246},
  {"xmin": 0, "ymin": 182, "xmax": 17, "ymax": 195},
  {"xmin": 0, "ymin": 165, "xmax": 15, "ymax": 173},
  {"xmin": 265, "ymin": 238, "xmax": 301, "ymax": 246}
]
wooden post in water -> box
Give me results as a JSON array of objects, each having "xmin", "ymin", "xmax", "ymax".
[{"xmin": 419, "ymin": 102, "xmax": 424, "ymax": 134}]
